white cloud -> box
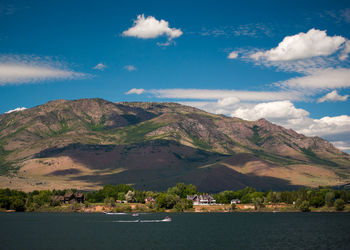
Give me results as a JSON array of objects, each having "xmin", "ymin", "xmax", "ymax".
[
  {"xmin": 231, "ymin": 101, "xmax": 309, "ymax": 122},
  {"xmin": 200, "ymin": 23, "xmax": 273, "ymax": 38},
  {"xmin": 320, "ymin": 8, "xmax": 350, "ymax": 24},
  {"xmin": 228, "ymin": 51, "xmax": 238, "ymax": 59},
  {"xmin": 331, "ymin": 141, "xmax": 350, "ymax": 151},
  {"xmin": 93, "ymin": 63, "xmax": 107, "ymax": 71},
  {"xmin": 122, "ymin": 14, "xmax": 182, "ymax": 42},
  {"xmin": 124, "ymin": 65, "xmax": 137, "ymax": 72},
  {"xmin": 0, "ymin": 55, "xmax": 86, "ymax": 85},
  {"xmin": 341, "ymin": 8, "xmax": 350, "ymax": 23},
  {"xmin": 217, "ymin": 97, "xmax": 240, "ymax": 106},
  {"xmin": 5, "ymin": 107, "xmax": 26, "ymax": 114},
  {"xmin": 299, "ymin": 115, "xmax": 350, "ymax": 137},
  {"xmin": 339, "ymin": 40, "xmax": 350, "ymax": 61},
  {"xmin": 317, "ymin": 90, "xmax": 348, "ymax": 103},
  {"xmin": 278, "ymin": 68, "xmax": 350, "ymax": 90},
  {"xmin": 228, "ymin": 101, "xmax": 350, "ymax": 152},
  {"xmin": 250, "ymin": 29, "xmax": 348, "ymax": 61},
  {"xmin": 126, "ymin": 88, "xmax": 145, "ymax": 95},
  {"xmin": 146, "ymin": 88, "xmax": 302, "ymax": 102}
]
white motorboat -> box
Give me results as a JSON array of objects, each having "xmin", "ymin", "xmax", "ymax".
[{"xmin": 162, "ymin": 216, "xmax": 172, "ymax": 222}]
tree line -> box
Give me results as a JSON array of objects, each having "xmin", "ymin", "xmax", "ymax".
[{"xmin": 0, "ymin": 184, "xmax": 349, "ymax": 212}]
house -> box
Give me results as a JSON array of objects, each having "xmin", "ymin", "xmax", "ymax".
[
  {"xmin": 199, "ymin": 194, "xmax": 216, "ymax": 205},
  {"xmin": 63, "ymin": 192, "xmax": 85, "ymax": 203},
  {"xmin": 187, "ymin": 195, "xmax": 200, "ymax": 205},
  {"xmin": 231, "ymin": 199, "xmax": 241, "ymax": 204},
  {"xmin": 64, "ymin": 192, "xmax": 74, "ymax": 203},
  {"xmin": 187, "ymin": 194, "xmax": 216, "ymax": 205}
]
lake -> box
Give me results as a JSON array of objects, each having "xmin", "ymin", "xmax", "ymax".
[{"xmin": 1, "ymin": 212, "xmax": 350, "ymax": 250}]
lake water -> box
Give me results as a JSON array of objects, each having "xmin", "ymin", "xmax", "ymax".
[{"xmin": 1, "ymin": 212, "xmax": 350, "ymax": 250}]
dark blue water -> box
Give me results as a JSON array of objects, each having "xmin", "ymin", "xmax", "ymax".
[{"xmin": 1, "ymin": 212, "xmax": 350, "ymax": 250}]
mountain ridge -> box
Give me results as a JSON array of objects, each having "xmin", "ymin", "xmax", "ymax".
[{"xmin": 0, "ymin": 98, "xmax": 349, "ymax": 192}]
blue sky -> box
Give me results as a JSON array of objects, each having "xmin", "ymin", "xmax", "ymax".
[{"xmin": 0, "ymin": 0, "xmax": 350, "ymax": 151}]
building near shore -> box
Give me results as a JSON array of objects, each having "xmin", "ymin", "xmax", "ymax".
[{"xmin": 187, "ymin": 194, "xmax": 216, "ymax": 205}]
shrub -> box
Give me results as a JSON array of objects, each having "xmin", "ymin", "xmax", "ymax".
[
  {"xmin": 325, "ymin": 192, "xmax": 335, "ymax": 207},
  {"xmin": 231, "ymin": 203, "xmax": 236, "ymax": 211},
  {"xmin": 299, "ymin": 201, "xmax": 310, "ymax": 212},
  {"xmin": 9, "ymin": 197, "xmax": 26, "ymax": 211},
  {"xmin": 335, "ymin": 199, "xmax": 345, "ymax": 211}
]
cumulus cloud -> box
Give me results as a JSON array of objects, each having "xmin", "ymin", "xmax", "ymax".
[
  {"xmin": 5, "ymin": 107, "xmax": 26, "ymax": 114},
  {"xmin": 126, "ymin": 88, "xmax": 145, "ymax": 95},
  {"xmin": 250, "ymin": 29, "xmax": 348, "ymax": 61},
  {"xmin": 228, "ymin": 51, "xmax": 238, "ymax": 59},
  {"xmin": 278, "ymin": 68, "xmax": 350, "ymax": 90},
  {"xmin": 122, "ymin": 14, "xmax": 182, "ymax": 44},
  {"xmin": 231, "ymin": 101, "xmax": 309, "ymax": 122},
  {"xmin": 124, "ymin": 65, "xmax": 137, "ymax": 72},
  {"xmin": 0, "ymin": 55, "xmax": 86, "ymax": 85},
  {"xmin": 93, "ymin": 63, "xmax": 107, "ymax": 71},
  {"xmin": 299, "ymin": 115, "xmax": 350, "ymax": 137},
  {"xmin": 317, "ymin": 90, "xmax": 349, "ymax": 103}
]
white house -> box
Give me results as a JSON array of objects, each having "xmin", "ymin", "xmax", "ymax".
[{"xmin": 187, "ymin": 194, "xmax": 216, "ymax": 205}]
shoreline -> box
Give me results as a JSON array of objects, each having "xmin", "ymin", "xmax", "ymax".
[{"xmin": 2, "ymin": 203, "xmax": 349, "ymax": 213}]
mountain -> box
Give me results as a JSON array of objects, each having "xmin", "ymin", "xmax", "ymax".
[{"xmin": 0, "ymin": 98, "xmax": 349, "ymax": 192}]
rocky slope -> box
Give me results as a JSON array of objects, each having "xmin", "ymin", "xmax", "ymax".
[{"xmin": 0, "ymin": 98, "xmax": 349, "ymax": 191}]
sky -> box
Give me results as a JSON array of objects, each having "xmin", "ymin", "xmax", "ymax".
[{"xmin": 0, "ymin": 0, "xmax": 350, "ymax": 152}]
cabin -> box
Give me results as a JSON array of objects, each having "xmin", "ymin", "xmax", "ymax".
[
  {"xmin": 187, "ymin": 194, "xmax": 216, "ymax": 205},
  {"xmin": 231, "ymin": 199, "xmax": 241, "ymax": 204}
]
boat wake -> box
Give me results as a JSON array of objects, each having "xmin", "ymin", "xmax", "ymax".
[
  {"xmin": 114, "ymin": 217, "xmax": 172, "ymax": 223},
  {"xmin": 104, "ymin": 212, "xmax": 128, "ymax": 215},
  {"xmin": 114, "ymin": 220, "xmax": 171, "ymax": 223}
]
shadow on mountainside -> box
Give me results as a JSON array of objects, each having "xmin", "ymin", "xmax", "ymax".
[{"xmin": 35, "ymin": 141, "xmax": 305, "ymax": 192}]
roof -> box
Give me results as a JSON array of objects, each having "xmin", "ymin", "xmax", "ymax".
[
  {"xmin": 199, "ymin": 194, "xmax": 214, "ymax": 200},
  {"xmin": 64, "ymin": 192, "xmax": 74, "ymax": 198},
  {"xmin": 75, "ymin": 193, "xmax": 84, "ymax": 198},
  {"xmin": 187, "ymin": 195, "xmax": 198, "ymax": 200}
]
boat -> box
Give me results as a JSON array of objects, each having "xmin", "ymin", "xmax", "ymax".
[
  {"xmin": 162, "ymin": 216, "xmax": 172, "ymax": 222},
  {"xmin": 132, "ymin": 213, "xmax": 139, "ymax": 217}
]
